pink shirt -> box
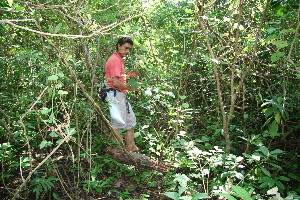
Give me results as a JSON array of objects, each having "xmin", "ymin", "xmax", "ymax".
[{"xmin": 105, "ymin": 52, "xmax": 126, "ymax": 93}]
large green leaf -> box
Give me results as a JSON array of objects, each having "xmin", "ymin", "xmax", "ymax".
[
  {"xmin": 269, "ymin": 120, "xmax": 279, "ymax": 138},
  {"xmin": 260, "ymin": 166, "xmax": 271, "ymax": 177},
  {"xmin": 271, "ymin": 51, "xmax": 285, "ymax": 62},
  {"xmin": 258, "ymin": 146, "xmax": 269, "ymax": 156},
  {"xmin": 272, "ymin": 40, "xmax": 288, "ymax": 49},
  {"xmin": 215, "ymin": 193, "xmax": 237, "ymax": 200},
  {"xmin": 128, "ymin": 77, "xmax": 139, "ymax": 88},
  {"xmin": 192, "ymin": 193, "xmax": 210, "ymax": 200},
  {"xmin": 164, "ymin": 192, "xmax": 179, "ymax": 200},
  {"xmin": 231, "ymin": 186, "xmax": 253, "ymax": 200}
]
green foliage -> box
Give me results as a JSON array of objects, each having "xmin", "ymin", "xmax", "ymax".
[
  {"xmin": 30, "ymin": 174, "xmax": 59, "ymax": 199},
  {"xmin": 128, "ymin": 76, "xmax": 140, "ymax": 88},
  {"xmin": 0, "ymin": 0, "xmax": 299, "ymax": 199},
  {"xmin": 164, "ymin": 174, "xmax": 210, "ymax": 200}
]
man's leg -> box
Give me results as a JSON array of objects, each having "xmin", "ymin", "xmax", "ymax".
[{"xmin": 125, "ymin": 128, "xmax": 139, "ymax": 152}]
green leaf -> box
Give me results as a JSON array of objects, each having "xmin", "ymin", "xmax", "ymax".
[
  {"xmin": 185, "ymin": 9, "xmax": 193, "ymax": 14},
  {"xmin": 269, "ymin": 120, "xmax": 279, "ymax": 138},
  {"xmin": 260, "ymin": 166, "xmax": 271, "ymax": 177},
  {"xmin": 55, "ymin": 83, "xmax": 63, "ymax": 88},
  {"xmin": 39, "ymin": 140, "xmax": 47, "ymax": 149},
  {"xmin": 179, "ymin": 196, "xmax": 192, "ymax": 200},
  {"xmin": 272, "ymin": 40, "xmax": 288, "ymax": 49},
  {"xmin": 58, "ymin": 90, "xmax": 68, "ymax": 95},
  {"xmin": 56, "ymin": 139, "xmax": 63, "ymax": 144},
  {"xmin": 7, "ymin": 0, "xmax": 13, "ymax": 6},
  {"xmin": 41, "ymin": 107, "xmax": 51, "ymax": 115},
  {"xmin": 270, "ymin": 149, "xmax": 284, "ymax": 155},
  {"xmin": 49, "ymin": 132, "xmax": 58, "ymax": 138},
  {"xmin": 182, "ymin": 103, "xmax": 189, "ymax": 109},
  {"xmin": 269, "ymin": 163, "xmax": 282, "ymax": 170},
  {"xmin": 54, "ymin": 23, "xmax": 63, "ymax": 34},
  {"xmin": 48, "ymin": 75, "xmax": 59, "ymax": 81},
  {"xmin": 128, "ymin": 77, "xmax": 139, "ymax": 88},
  {"xmin": 178, "ymin": 186, "xmax": 187, "ymax": 196},
  {"xmin": 258, "ymin": 146, "xmax": 269, "ymax": 156},
  {"xmin": 164, "ymin": 192, "xmax": 179, "ymax": 200},
  {"xmin": 192, "ymin": 193, "xmax": 210, "ymax": 200},
  {"xmin": 175, "ymin": 174, "xmax": 190, "ymax": 187},
  {"xmin": 215, "ymin": 193, "xmax": 237, "ymax": 200},
  {"xmin": 260, "ymin": 177, "xmax": 275, "ymax": 188},
  {"xmin": 232, "ymin": 186, "xmax": 252, "ymax": 200},
  {"xmin": 274, "ymin": 111, "xmax": 281, "ymax": 123},
  {"xmin": 53, "ymin": 192, "xmax": 59, "ymax": 200},
  {"xmin": 263, "ymin": 105, "xmax": 276, "ymax": 117},
  {"xmin": 277, "ymin": 176, "xmax": 290, "ymax": 181},
  {"xmin": 275, "ymin": 180, "xmax": 285, "ymax": 189},
  {"xmin": 271, "ymin": 51, "xmax": 284, "ymax": 62},
  {"xmin": 179, "ymin": 95, "xmax": 187, "ymax": 100},
  {"xmin": 39, "ymin": 140, "xmax": 52, "ymax": 149}
]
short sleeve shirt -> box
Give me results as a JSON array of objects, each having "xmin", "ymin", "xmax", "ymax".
[{"xmin": 105, "ymin": 52, "xmax": 126, "ymax": 93}]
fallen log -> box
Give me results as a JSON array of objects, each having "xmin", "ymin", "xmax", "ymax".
[{"xmin": 104, "ymin": 147, "xmax": 169, "ymax": 172}]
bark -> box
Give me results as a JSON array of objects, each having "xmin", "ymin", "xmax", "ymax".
[{"xmin": 104, "ymin": 147, "xmax": 169, "ymax": 172}]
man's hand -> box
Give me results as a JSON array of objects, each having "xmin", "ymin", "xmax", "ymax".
[
  {"xmin": 130, "ymin": 88, "xmax": 139, "ymax": 92},
  {"xmin": 127, "ymin": 71, "xmax": 139, "ymax": 79},
  {"xmin": 111, "ymin": 76, "xmax": 139, "ymax": 91}
]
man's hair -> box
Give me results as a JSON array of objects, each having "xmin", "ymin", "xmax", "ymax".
[{"xmin": 116, "ymin": 37, "xmax": 133, "ymax": 51}]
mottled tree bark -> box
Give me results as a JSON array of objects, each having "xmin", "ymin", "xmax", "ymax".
[{"xmin": 105, "ymin": 147, "xmax": 169, "ymax": 172}]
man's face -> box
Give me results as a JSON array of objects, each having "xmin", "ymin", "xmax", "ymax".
[{"xmin": 117, "ymin": 42, "xmax": 132, "ymax": 58}]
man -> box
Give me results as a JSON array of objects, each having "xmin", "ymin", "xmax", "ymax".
[{"xmin": 104, "ymin": 37, "xmax": 139, "ymax": 152}]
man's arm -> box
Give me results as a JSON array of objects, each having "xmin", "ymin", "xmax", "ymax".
[{"xmin": 111, "ymin": 76, "xmax": 138, "ymax": 91}]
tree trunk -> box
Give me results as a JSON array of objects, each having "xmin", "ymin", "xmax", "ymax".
[{"xmin": 104, "ymin": 147, "xmax": 169, "ymax": 172}]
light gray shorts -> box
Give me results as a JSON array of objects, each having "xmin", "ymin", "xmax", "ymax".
[{"xmin": 105, "ymin": 90, "xmax": 136, "ymax": 130}]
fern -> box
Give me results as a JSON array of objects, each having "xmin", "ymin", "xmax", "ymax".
[{"xmin": 30, "ymin": 176, "xmax": 59, "ymax": 199}]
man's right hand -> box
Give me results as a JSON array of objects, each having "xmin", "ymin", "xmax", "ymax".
[
  {"xmin": 127, "ymin": 71, "xmax": 139, "ymax": 79},
  {"xmin": 130, "ymin": 88, "xmax": 138, "ymax": 92}
]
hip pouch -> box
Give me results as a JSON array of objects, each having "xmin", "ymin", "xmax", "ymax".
[{"xmin": 97, "ymin": 85, "xmax": 118, "ymax": 103}]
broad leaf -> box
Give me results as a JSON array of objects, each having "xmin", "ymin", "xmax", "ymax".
[
  {"xmin": 182, "ymin": 103, "xmax": 189, "ymax": 109},
  {"xmin": 128, "ymin": 77, "xmax": 139, "ymax": 88},
  {"xmin": 48, "ymin": 75, "xmax": 59, "ymax": 81},
  {"xmin": 232, "ymin": 186, "xmax": 252, "ymax": 200},
  {"xmin": 41, "ymin": 107, "xmax": 51, "ymax": 115},
  {"xmin": 215, "ymin": 193, "xmax": 237, "ymax": 200},
  {"xmin": 54, "ymin": 23, "xmax": 63, "ymax": 34},
  {"xmin": 269, "ymin": 121, "xmax": 279, "ymax": 138},
  {"xmin": 192, "ymin": 193, "xmax": 210, "ymax": 200},
  {"xmin": 49, "ymin": 132, "xmax": 58, "ymax": 138},
  {"xmin": 175, "ymin": 174, "xmax": 190, "ymax": 187},
  {"xmin": 260, "ymin": 166, "xmax": 271, "ymax": 177},
  {"xmin": 277, "ymin": 176, "xmax": 290, "ymax": 181},
  {"xmin": 271, "ymin": 51, "xmax": 284, "ymax": 62},
  {"xmin": 272, "ymin": 40, "xmax": 288, "ymax": 49},
  {"xmin": 258, "ymin": 146, "xmax": 269, "ymax": 156},
  {"xmin": 179, "ymin": 186, "xmax": 187, "ymax": 196},
  {"xmin": 164, "ymin": 192, "xmax": 179, "ymax": 200},
  {"xmin": 58, "ymin": 90, "xmax": 68, "ymax": 95}
]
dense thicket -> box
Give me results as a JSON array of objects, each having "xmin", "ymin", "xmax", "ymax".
[{"xmin": 0, "ymin": 0, "xmax": 299, "ymax": 199}]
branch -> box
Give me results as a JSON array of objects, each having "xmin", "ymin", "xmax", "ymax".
[
  {"xmin": 1, "ymin": 12, "xmax": 143, "ymax": 39},
  {"xmin": 0, "ymin": 119, "xmax": 19, "ymax": 145}
]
